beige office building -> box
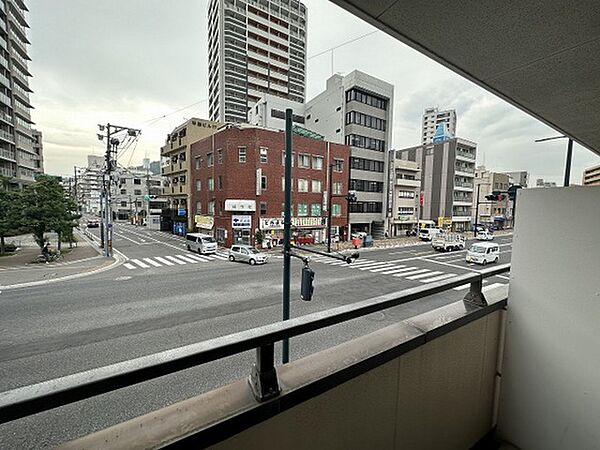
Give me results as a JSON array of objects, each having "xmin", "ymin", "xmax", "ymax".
[
  {"xmin": 473, "ymin": 168, "xmax": 511, "ymax": 228},
  {"xmin": 160, "ymin": 118, "xmax": 223, "ymax": 228},
  {"xmin": 582, "ymin": 163, "xmax": 600, "ymax": 186}
]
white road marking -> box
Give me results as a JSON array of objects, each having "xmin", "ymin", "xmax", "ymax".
[
  {"xmin": 143, "ymin": 258, "xmax": 162, "ymax": 267},
  {"xmin": 380, "ymin": 266, "xmax": 420, "ymax": 275},
  {"xmin": 131, "ymin": 259, "xmax": 150, "ymax": 268},
  {"xmin": 356, "ymin": 262, "xmax": 392, "ymax": 270},
  {"xmin": 370, "ymin": 264, "xmax": 405, "ymax": 273},
  {"xmin": 123, "ymin": 263, "xmax": 136, "ymax": 270},
  {"xmin": 406, "ymin": 270, "xmax": 443, "ymax": 280},
  {"xmin": 154, "ymin": 256, "xmax": 175, "ymax": 266},
  {"xmin": 394, "ymin": 268, "xmax": 430, "ymax": 277},
  {"xmin": 165, "ymin": 256, "xmax": 186, "ymax": 265},
  {"xmin": 175, "ymin": 254, "xmax": 199, "ymax": 263},
  {"xmin": 187, "ymin": 254, "xmax": 210, "ymax": 262},
  {"xmin": 420, "ymin": 273, "xmax": 457, "ymax": 283},
  {"xmin": 348, "ymin": 259, "xmax": 375, "ymax": 267},
  {"xmin": 212, "ymin": 253, "xmax": 229, "ymax": 260}
]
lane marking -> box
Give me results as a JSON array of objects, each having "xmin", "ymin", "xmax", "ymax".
[
  {"xmin": 394, "ymin": 268, "xmax": 430, "ymax": 277},
  {"xmin": 130, "ymin": 259, "xmax": 150, "ymax": 268},
  {"xmin": 355, "ymin": 262, "xmax": 391, "ymax": 270},
  {"xmin": 420, "ymin": 273, "xmax": 457, "ymax": 283},
  {"xmin": 379, "ymin": 266, "xmax": 420, "ymax": 275},
  {"xmin": 187, "ymin": 254, "xmax": 210, "ymax": 262},
  {"xmin": 165, "ymin": 255, "xmax": 186, "ymax": 265},
  {"xmin": 123, "ymin": 263, "xmax": 136, "ymax": 270},
  {"xmin": 370, "ymin": 264, "xmax": 405, "ymax": 273},
  {"xmin": 143, "ymin": 258, "xmax": 162, "ymax": 267},
  {"xmin": 154, "ymin": 256, "xmax": 175, "ymax": 266},
  {"xmin": 212, "ymin": 253, "xmax": 228, "ymax": 260},
  {"xmin": 176, "ymin": 254, "xmax": 199, "ymax": 263},
  {"xmin": 406, "ymin": 270, "xmax": 443, "ymax": 280}
]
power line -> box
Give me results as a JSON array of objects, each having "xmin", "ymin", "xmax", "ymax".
[{"xmin": 307, "ymin": 30, "xmax": 378, "ymax": 60}]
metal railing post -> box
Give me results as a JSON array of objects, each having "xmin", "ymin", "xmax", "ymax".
[
  {"xmin": 463, "ymin": 274, "xmax": 487, "ymax": 306},
  {"xmin": 248, "ymin": 343, "xmax": 280, "ymax": 402}
]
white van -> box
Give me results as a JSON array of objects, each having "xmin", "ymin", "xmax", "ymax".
[
  {"xmin": 419, "ymin": 227, "xmax": 442, "ymax": 241},
  {"xmin": 186, "ymin": 233, "xmax": 217, "ymax": 254},
  {"xmin": 466, "ymin": 242, "xmax": 499, "ymax": 265}
]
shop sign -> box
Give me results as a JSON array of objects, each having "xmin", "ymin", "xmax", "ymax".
[
  {"xmin": 437, "ymin": 216, "xmax": 452, "ymax": 227},
  {"xmin": 293, "ymin": 217, "xmax": 324, "ymax": 228},
  {"xmin": 195, "ymin": 215, "xmax": 214, "ymax": 229},
  {"xmin": 260, "ymin": 217, "xmax": 284, "ymax": 230},
  {"xmin": 225, "ymin": 199, "xmax": 256, "ymax": 212},
  {"xmin": 232, "ymin": 215, "xmax": 252, "ymax": 229}
]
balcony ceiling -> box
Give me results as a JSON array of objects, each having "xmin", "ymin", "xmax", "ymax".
[{"xmin": 330, "ymin": 0, "xmax": 600, "ymax": 156}]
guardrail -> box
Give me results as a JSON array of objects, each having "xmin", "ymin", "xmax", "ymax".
[{"xmin": 0, "ymin": 263, "xmax": 510, "ymax": 424}]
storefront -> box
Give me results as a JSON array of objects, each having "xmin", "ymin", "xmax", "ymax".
[
  {"xmin": 232, "ymin": 214, "xmax": 252, "ymax": 245},
  {"xmin": 260, "ymin": 217, "xmax": 327, "ymax": 245},
  {"xmin": 194, "ymin": 215, "xmax": 214, "ymax": 235}
]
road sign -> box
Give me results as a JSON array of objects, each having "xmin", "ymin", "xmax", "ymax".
[{"xmin": 177, "ymin": 208, "xmax": 186, "ymax": 216}]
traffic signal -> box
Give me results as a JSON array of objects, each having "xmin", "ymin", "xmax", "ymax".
[
  {"xmin": 507, "ymin": 185, "xmax": 522, "ymax": 201},
  {"xmin": 301, "ymin": 266, "xmax": 315, "ymax": 301},
  {"xmin": 485, "ymin": 191, "xmax": 505, "ymax": 201}
]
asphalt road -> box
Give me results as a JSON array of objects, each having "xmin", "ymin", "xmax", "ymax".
[{"xmin": 0, "ymin": 222, "xmax": 512, "ymax": 448}]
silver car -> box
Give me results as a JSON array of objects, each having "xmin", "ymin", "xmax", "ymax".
[{"xmin": 228, "ymin": 245, "xmax": 268, "ymax": 265}]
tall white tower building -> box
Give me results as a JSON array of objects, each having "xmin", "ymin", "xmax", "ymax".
[
  {"xmin": 421, "ymin": 107, "xmax": 456, "ymax": 145},
  {"xmin": 208, "ymin": 0, "xmax": 307, "ymax": 123}
]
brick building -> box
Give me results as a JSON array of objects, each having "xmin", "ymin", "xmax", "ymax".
[{"xmin": 190, "ymin": 125, "xmax": 350, "ymax": 248}]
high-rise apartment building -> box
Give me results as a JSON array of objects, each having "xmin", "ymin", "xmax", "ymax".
[
  {"xmin": 397, "ymin": 137, "xmax": 477, "ymax": 232},
  {"xmin": 0, "ymin": 0, "xmax": 37, "ymax": 187},
  {"xmin": 31, "ymin": 128, "xmax": 43, "ymax": 173},
  {"xmin": 305, "ymin": 71, "xmax": 394, "ymax": 238},
  {"xmin": 160, "ymin": 118, "xmax": 222, "ymax": 232},
  {"xmin": 208, "ymin": 0, "xmax": 307, "ymax": 123},
  {"xmin": 421, "ymin": 107, "xmax": 456, "ymax": 145},
  {"xmin": 582, "ymin": 164, "xmax": 600, "ymax": 186}
]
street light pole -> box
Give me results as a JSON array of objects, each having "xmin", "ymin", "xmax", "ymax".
[
  {"xmin": 282, "ymin": 108, "xmax": 293, "ymax": 364},
  {"xmin": 564, "ymin": 138, "xmax": 573, "ymax": 187},
  {"xmin": 474, "ymin": 183, "xmax": 481, "ymax": 237},
  {"xmin": 327, "ymin": 162, "xmax": 333, "ymax": 253}
]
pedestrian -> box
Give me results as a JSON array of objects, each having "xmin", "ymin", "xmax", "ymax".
[{"xmin": 42, "ymin": 242, "xmax": 50, "ymax": 264}]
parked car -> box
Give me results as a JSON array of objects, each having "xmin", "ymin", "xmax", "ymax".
[
  {"xmin": 87, "ymin": 220, "xmax": 99, "ymax": 228},
  {"xmin": 432, "ymin": 233, "xmax": 465, "ymax": 251},
  {"xmin": 295, "ymin": 233, "xmax": 315, "ymax": 245},
  {"xmin": 186, "ymin": 233, "xmax": 217, "ymax": 254},
  {"xmin": 466, "ymin": 242, "xmax": 500, "ymax": 265},
  {"xmin": 228, "ymin": 245, "xmax": 268, "ymax": 265}
]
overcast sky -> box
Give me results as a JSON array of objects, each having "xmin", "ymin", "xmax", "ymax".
[{"xmin": 28, "ymin": 0, "xmax": 599, "ymax": 184}]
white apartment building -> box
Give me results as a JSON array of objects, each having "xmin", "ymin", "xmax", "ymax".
[
  {"xmin": 473, "ymin": 167, "xmax": 511, "ymax": 228},
  {"xmin": 305, "ymin": 70, "xmax": 394, "ymax": 238},
  {"xmin": 247, "ymin": 93, "xmax": 305, "ymax": 131},
  {"xmin": 389, "ymin": 152, "xmax": 421, "ymax": 236},
  {"xmin": 208, "ymin": 0, "xmax": 307, "ymax": 123},
  {"xmin": 421, "ymin": 107, "xmax": 456, "ymax": 145},
  {"xmin": 112, "ymin": 168, "xmax": 165, "ymax": 223},
  {"xmin": 0, "ymin": 0, "xmax": 40, "ymax": 187},
  {"xmin": 76, "ymin": 155, "xmax": 104, "ymax": 215}
]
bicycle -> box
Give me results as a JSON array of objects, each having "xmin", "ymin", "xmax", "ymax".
[{"xmin": 36, "ymin": 250, "xmax": 64, "ymax": 264}]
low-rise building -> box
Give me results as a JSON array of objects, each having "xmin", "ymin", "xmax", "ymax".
[
  {"xmin": 473, "ymin": 167, "xmax": 511, "ymax": 228},
  {"xmin": 112, "ymin": 168, "xmax": 165, "ymax": 224},
  {"xmin": 502, "ymin": 170, "xmax": 529, "ymax": 187},
  {"xmin": 389, "ymin": 151, "xmax": 421, "ymax": 236},
  {"xmin": 247, "ymin": 94, "xmax": 306, "ymax": 131},
  {"xmin": 582, "ymin": 163, "xmax": 600, "ymax": 186},
  {"xmin": 535, "ymin": 178, "xmax": 557, "ymax": 188},
  {"xmin": 190, "ymin": 125, "xmax": 350, "ymax": 248}
]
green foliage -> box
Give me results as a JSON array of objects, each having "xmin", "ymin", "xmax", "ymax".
[
  {"xmin": 21, "ymin": 175, "xmax": 80, "ymax": 251},
  {"xmin": 255, "ymin": 229, "xmax": 264, "ymax": 246},
  {"xmin": 0, "ymin": 187, "xmax": 24, "ymax": 255}
]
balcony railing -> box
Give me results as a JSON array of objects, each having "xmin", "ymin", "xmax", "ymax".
[
  {"xmin": 0, "ymin": 264, "xmax": 510, "ymax": 433},
  {"xmin": 0, "ymin": 129, "xmax": 14, "ymax": 143},
  {"xmin": 0, "ymin": 166, "xmax": 16, "ymax": 177},
  {"xmin": 0, "ymin": 147, "xmax": 16, "ymax": 160},
  {"xmin": 456, "ymin": 150, "xmax": 476, "ymax": 160},
  {"xmin": 454, "ymin": 180, "xmax": 474, "ymax": 188}
]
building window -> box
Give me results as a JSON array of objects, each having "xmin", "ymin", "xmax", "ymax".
[
  {"xmin": 297, "ymin": 203, "xmax": 308, "ymax": 216},
  {"xmin": 333, "ymin": 182, "xmax": 343, "ymax": 195},
  {"xmin": 298, "ymin": 178, "xmax": 308, "ymax": 192},
  {"xmin": 195, "ymin": 158, "xmax": 202, "ymax": 169},
  {"xmin": 208, "ymin": 200, "xmax": 215, "ymax": 215},
  {"xmin": 207, "ymin": 153, "xmax": 214, "ymax": 167},
  {"xmin": 179, "ymin": 152, "xmax": 186, "ymax": 161},
  {"xmin": 282, "ymin": 151, "xmax": 295, "ymax": 167},
  {"xmin": 208, "ymin": 177, "xmax": 214, "ymax": 191},
  {"xmin": 134, "ymin": 189, "xmax": 142, "ymax": 195},
  {"xmin": 298, "ymin": 153, "xmax": 310, "ymax": 168},
  {"xmin": 312, "ymin": 155, "xmax": 323, "ymax": 170},
  {"xmin": 133, "ymin": 178, "xmax": 142, "ymax": 185},
  {"xmin": 398, "ymin": 190, "xmax": 415, "ymax": 198},
  {"xmin": 332, "ymin": 204, "xmax": 342, "ymax": 217},
  {"xmin": 261, "ymin": 176, "xmax": 267, "ymax": 190},
  {"xmin": 120, "ymin": 189, "xmax": 126, "ymax": 194},
  {"xmin": 217, "ymin": 149, "xmax": 223, "ymax": 164},
  {"xmin": 311, "ymin": 203, "xmax": 321, "ymax": 216},
  {"xmin": 345, "ymin": 134, "xmax": 385, "ymax": 152},
  {"xmin": 218, "ymin": 175, "xmax": 223, "ymax": 190},
  {"xmin": 334, "ymin": 159, "xmax": 344, "ymax": 172},
  {"xmin": 260, "ymin": 147, "xmax": 268, "ymax": 163},
  {"xmin": 311, "ymin": 179, "xmax": 321, "ymax": 193},
  {"xmin": 120, "ymin": 201, "xmax": 127, "ymax": 207},
  {"xmin": 398, "ymin": 207, "xmax": 414, "ymax": 215},
  {"xmin": 238, "ymin": 147, "xmax": 246, "ymax": 163},
  {"xmin": 196, "ymin": 201, "xmax": 202, "ymax": 214},
  {"xmin": 350, "ymin": 157, "xmax": 384, "ymax": 173},
  {"xmin": 260, "ymin": 201, "xmax": 267, "ymax": 215},
  {"xmin": 196, "ymin": 180, "xmax": 202, "ymax": 191}
]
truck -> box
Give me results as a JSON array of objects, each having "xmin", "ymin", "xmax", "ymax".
[{"xmin": 431, "ymin": 233, "xmax": 466, "ymax": 251}]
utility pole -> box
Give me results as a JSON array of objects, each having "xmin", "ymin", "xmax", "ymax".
[
  {"xmin": 97, "ymin": 123, "xmax": 141, "ymax": 257},
  {"xmin": 327, "ymin": 162, "xmax": 334, "ymax": 253},
  {"xmin": 282, "ymin": 108, "xmax": 293, "ymax": 364},
  {"xmin": 474, "ymin": 183, "xmax": 481, "ymax": 237}
]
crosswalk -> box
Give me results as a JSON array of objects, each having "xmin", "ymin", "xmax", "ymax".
[
  {"xmin": 311, "ymin": 257, "xmax": 507, "ymax": 291},
  {"xmin": 123, "ymin": 252, "xmax": 229, "ymax": 270}
]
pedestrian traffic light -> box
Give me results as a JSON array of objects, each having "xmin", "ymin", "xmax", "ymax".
[{"xmin": 301, "ymin": 266, "xmax": 315, "ymax": 301}]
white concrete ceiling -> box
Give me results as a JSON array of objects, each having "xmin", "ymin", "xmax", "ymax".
[{"xmin": 330, "ymin": 0, "xmax": 600, "ymax": 156}]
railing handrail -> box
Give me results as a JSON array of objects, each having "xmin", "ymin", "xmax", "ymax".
[{"xmin": 0, "ymin": 263, "xmax": 510, "ymax": 424}]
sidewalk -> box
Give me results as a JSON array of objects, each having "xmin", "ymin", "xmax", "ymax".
[{"xmin": 0, "ymin": 230, "xmax": 119, "ymax": 289}]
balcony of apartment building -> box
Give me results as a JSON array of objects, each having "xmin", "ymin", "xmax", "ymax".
[
  {"xmin": 0, "ymin": 146, "xmax": 15, "ymax": 162},
  {"xmin": 453, "ymin": 177, "xmax": 474, "ymax": 192},
  {"xmin": 452, "ymin": 192, "xmax": 473, "ymax": 206},
  {"xmin": 454, "ymin": 162, "xmax": 475, "ymax": 178},
  {"xmin": 0, "ymin": 109, "xmax": 12, "ymax": 127},
  {"xmin": 0, "ymin": 71, "xmax": 10, "ymax": 90},
  {"xmin": 0, "ymin": 127, "xmax": 14, "ymax": 144},
  {"xmin": 455, "ymin": 148, "xmax": 476, "ymax": 162},
  {"xmin": 0, "ymin": 91, "xmax": 11, "ymax": 109}
]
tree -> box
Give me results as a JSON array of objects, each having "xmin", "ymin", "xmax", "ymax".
[
  {"xmin": 255, "ymin": 229, "xmax": 264, "ymax": 247},
  {"xmin": 21, "ymin": 175, "xmax": 80, "ymax": 251},
  {"xmin": 0, "ymin": 188, "xmax": 24, "ymax": 255}
]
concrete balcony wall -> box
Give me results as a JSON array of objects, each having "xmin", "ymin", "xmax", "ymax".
[{"xmin": 497, "ymin": 186, "xmax": 600, "ymax": 449}]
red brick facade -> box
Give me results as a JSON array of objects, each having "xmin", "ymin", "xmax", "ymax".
[{"xmin": 190, "ymin": 126, "xmax": 350, "ymax": 248}]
